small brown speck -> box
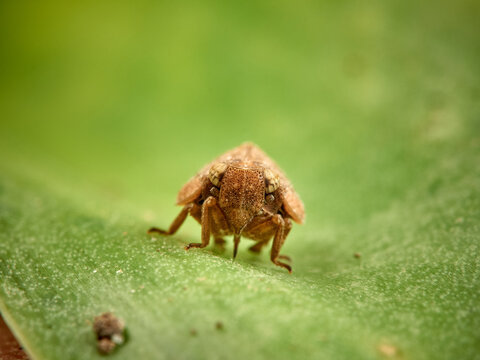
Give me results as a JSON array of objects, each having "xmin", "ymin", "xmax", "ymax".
[
  {"xmin": 215, "ymin": 321, "xmax": 224, "ymax": 330},
  {"xmin": 93, "ymin": 312, "xmax": 125, "ymax": 355},
  {"xmin": 354, "ymin": 253, "xmax": 361, "ymax": 259},
  {"xmin": 190, "ymin": 329, "xmax": 198, "ymax": 336}
]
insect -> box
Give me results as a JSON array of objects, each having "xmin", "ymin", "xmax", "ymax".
[{"xmin": 148, "ymin": 142, "xmax": 305, "ymax": 272}]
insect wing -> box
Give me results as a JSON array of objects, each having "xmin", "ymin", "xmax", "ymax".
[
  {"xmin": 176, "ymin": 148, "xmax": 238, "ymax": 205},
  {"xmin": 176, "ymin": 160, "xmax": 214, "ymax": 205},
  {"xmin": 176, "ymin": 173, "xmax": 204, "ymax": 205},
  {"xmin": 282, "ymin": 184, "xmax": 305, "ymax": 224}
]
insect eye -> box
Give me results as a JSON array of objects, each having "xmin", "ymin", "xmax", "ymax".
[
  {"xmin": 264, "ymin": 169, "xmax": 279, "ymax": 194},
  {"xmin": 208, "ymin": 162, "xmax": 228, "ymax": 187},
  {"xmin": 210, "ymin": 186, "xmax": 220, "ymax": 197},
  {"xmin": 266, "ymin": 194, "xmax": 275, "ymax": 203}
]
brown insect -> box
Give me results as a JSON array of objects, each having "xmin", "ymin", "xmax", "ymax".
[{"xmin": 148, "ymin": 142, "xmax": 305, "ymax": 272}]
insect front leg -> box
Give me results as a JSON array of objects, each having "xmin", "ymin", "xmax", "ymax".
[
  {"xmin": 147, "ymin": 203, "xmax": 193, "ymax": 235},
  {"xmin": 185, "ymin": 196, "xmax": 217, "ymax": 250},
  {"xmin": 249, "ymin": 241, "xmax": 291, "ymax": 261},
  {"xmin": 270, "ymin": 215, "xmax": 293, "ymax": 273}
]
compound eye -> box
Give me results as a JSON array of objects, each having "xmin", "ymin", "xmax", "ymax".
[
  {"xmin": 208, "ymin": 162, "xmax": 228, "ymax": 187},
  {"xmin": 266, "ymin": 194, "xmax": 275, "ymax": 203},
  {"xmin": 264, "ymin": 169, "xmax": 279, "ymax": 194}
]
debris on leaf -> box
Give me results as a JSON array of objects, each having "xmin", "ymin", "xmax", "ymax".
[
  {"xmin": 215, "ymin": 321, "xmax": 224, "ymax": 331},
  {"xmin": 354, "ymin": 253, "xmax": 361, "ymax": 259},
  {"xmin": 377, "ymin": 343, "xmax": 401, "ymax": 358},
  {"xmin": 93, "ymin": 312, "xmax": 125, "ymax": 354}
]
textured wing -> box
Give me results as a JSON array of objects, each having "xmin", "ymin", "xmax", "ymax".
[
  {"xmin": 176, "ymin": 174, "xmax": 204, "ymax": 205},
  {"xmin": 281, "ymin": 182, "xmax": 305, "ymax": 224},
  {"xmin": 176, "ymin": 162, "xmax": 211, "ymax": 205}
]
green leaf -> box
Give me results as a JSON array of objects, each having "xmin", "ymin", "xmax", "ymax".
[{"xmin": 0, "ymin": 1, "xmax": 479, "ymax": 359}]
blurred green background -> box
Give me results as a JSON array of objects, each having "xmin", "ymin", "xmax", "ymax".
[{"xmin": 0, "ymin": 1, "xmax": 479, "ymax": 359}]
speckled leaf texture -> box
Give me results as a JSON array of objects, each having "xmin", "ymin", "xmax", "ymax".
[{"xmin": 0, "ymin": 1, "xmax": 479, "ymax": 359}]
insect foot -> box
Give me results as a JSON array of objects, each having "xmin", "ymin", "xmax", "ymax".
[{"xmin": 147, "ymin": 227, "xmax": 168, "ymax": 235}]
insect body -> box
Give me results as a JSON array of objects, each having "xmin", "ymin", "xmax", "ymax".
[{"xmin": 148, "ymin": 142, "xmax": 305, "ymax": 272}]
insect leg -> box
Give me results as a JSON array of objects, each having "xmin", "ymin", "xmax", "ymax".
[
  {"xmin": 243, "ymin": 215, "xmax": 276, "ymax": 253},
  {"xmin": 270, "ymin": 215, "xmax": 293, "ymax": 273},
  {"xmin": 277, "ymin": 220, "xmax": 292, "ymax": 262},
  {"xmin": 147, "ymin": 203, "xmax": 193, "ymax": 235},
  {"xmin": 215, "ymin": 237, "xmax": 226, "ymax": 247},
  {"xmin": 214, "ymin": 237, "xmax": 226, "ymax": 251},
  {"xmin": 249, "ymin": 238, "xmax": 270, "ymax": 253},
  {"xmin": 185, "ymin": 196, "xmax": 216, "ymax": 250}
]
